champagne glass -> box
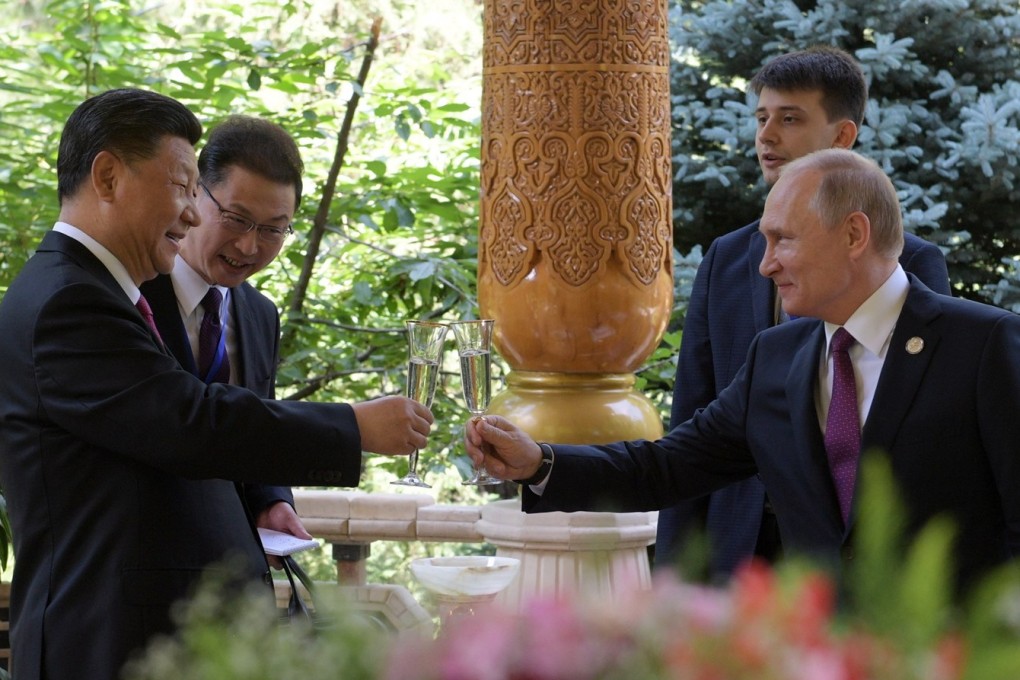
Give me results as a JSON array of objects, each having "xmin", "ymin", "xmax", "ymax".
[
  {"xmin": 392, "ymin": 320, "xmax": 449, "ymax": 488},
  {"xmin": 450, "ymin": 319, "xmax": 499, "ymax": 485}
]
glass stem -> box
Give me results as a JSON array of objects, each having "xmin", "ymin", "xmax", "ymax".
[
  {"xmin": 407, "ymin": 449, "xmax": 420, "ymax": 475},
  {"xmin": 471, "ymin": 410, "xmax": 484, "ymax": 470}
]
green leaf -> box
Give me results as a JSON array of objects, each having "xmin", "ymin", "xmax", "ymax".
[
  {"xmin": 408, "ymin": 260, "xmax": 438, "ymax": 282},
  {"xmin": 247, "ymin": 67, "xmax": 261, "ymax": 91},
  {"xmin": 394, "ymin": 116, "xmax": 411, "ymax": 141}
]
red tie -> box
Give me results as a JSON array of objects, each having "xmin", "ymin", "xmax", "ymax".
[
  {"xmin": 825, "ymin": 327, "xmax": 860, "ymax": 524},
  {"xmin": 135, "ymin": 295, "xmax": 164, "ymax": 346}
]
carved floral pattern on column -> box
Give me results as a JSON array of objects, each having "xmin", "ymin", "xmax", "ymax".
[{"xmin": 481, "ymin": 0, "xmax": 672, "ymax": 292}]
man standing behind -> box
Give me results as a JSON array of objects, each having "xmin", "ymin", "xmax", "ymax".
[
  {"xmin": 654, "ymin": 46, "xmax": 951, "ymax": 581},
  {"xmin": 0, "ymin": 89, "xmax": 431, "ymax": 680},
  {"xmin": 142, "ymin": 115, "xmax": 314, "ymax": 555}
]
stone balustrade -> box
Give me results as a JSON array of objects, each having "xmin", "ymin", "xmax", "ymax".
[{"xmin": 291, "ymin": 489, "xmax": 657, "ymax": 626}]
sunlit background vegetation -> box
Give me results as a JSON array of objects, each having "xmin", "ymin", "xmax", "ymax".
[{"xmin": 1, "ymin": 0, "xmax": 1018, "ymax": 594}]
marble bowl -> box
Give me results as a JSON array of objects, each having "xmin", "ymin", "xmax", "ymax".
[{"xmin": 410, "ymin": 556, "xmax": 520, "ymax": 599}]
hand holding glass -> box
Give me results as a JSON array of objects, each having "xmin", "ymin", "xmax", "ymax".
[
  {"xmin": 392, "ymin": 321, "xmax": 449, "ymax": 488},
  {"xmin": 450, "ymin": 319, "xmax": 498, "ymax": 485}
]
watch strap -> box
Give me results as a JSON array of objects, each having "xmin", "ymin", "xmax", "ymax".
[{"xmin": 515, "ymin": 442, "xmax": 554, "ymax": 486}]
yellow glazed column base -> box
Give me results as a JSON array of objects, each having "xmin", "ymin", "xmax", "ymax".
[{"xmin": 487, "ymin": 370, "xmax": 664, "ymax": 444}]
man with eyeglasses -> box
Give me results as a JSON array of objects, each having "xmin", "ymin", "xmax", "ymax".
[{"xmin": 141, "ymin": 115, "xmax": 313, "ymax": 563}]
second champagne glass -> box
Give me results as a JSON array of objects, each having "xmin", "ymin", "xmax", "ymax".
[
  {"xmin": 450, "ymin": 319, "xmax": 499, "ymax": 485},
  {"xmin": 392, "ymin": 320, "xmax": 449, "ymax": 488}
]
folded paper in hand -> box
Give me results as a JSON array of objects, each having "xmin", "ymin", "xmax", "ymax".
[{"xmin": 257, "ymin": 527, "xmax": 321, "ymax": 556}]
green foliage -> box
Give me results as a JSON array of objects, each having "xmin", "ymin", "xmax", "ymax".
[
  {"xmin": 848, "ymin": 453, "xmax": 955, "ymax": 650},
  {"xmin": 668, "ymin": 0, "xmax": 1020, "ymax": 303},
  {"xmin": 122, "ymin": 576, "xmax": 392, "ymax": 680},
  {"xmin": 843, "ymin": 454, "xmax": 1020, "ymax": 679},
  {"xmin": 0, "ymin": 0, "xmax": 491, "ymax": 578},
  {"xmin": 960, "ymin": 570, "xmax": 1020, "ymax": 680}
]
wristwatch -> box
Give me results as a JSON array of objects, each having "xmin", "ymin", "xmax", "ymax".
[{"xmin": 514, "ymin": 442, "xmax": 555, "ymax": 486}]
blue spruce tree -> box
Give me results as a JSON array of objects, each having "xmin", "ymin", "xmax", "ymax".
[{"xmin": 668, "ymin": 0, "xmax": 1020, "ymax": 306}]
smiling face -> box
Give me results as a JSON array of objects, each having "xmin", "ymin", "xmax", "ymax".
[
  {"xmin": 757, "ymin": 167, "xmax": 858, "ymax": 324},
  {"xmin": 180, "ymin": 165, "xmax": 295, "ymax": 287},
  {"xmin": 755, "ymin": 87, "xmax": 856, "ymax": 186},
  {"xmin": 108, "ymin": 135, "xmax": 201, "ymax": 283}
]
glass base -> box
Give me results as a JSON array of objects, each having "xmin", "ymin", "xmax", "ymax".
[
  {"xmin": 392, "ymin": 474, "xmax": 431, "ymax": 488},
  {"xmin": 463, "ymin": 469, "xmax": 500, "ymax": 485}
]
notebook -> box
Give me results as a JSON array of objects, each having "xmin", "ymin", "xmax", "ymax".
[{"xmin": 257, "ymin": 527, "xmax": 321, "ymax": 556}]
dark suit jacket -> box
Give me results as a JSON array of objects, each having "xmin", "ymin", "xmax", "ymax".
[
  {"xmin": 0, "ymin": 232, "xmax": 363, "ymax": 680},
  {"xmin": 532, "ymin": 278, "xmax": 1017, "ymax": 594},
  {"xmin": 655, "ymin": 223, "xmax": 951, "ymax": 579},
  {"xmin": 141, "ymin": 273, "xmax": 295, "ymax": 518}
]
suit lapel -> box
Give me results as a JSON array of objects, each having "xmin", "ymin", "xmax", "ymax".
[
  {"xmin": 230, "ymin": 285, "xmax": 261, "ymax": 389},
  {"xmin": 747, "ymin": 224, "xmax": 773, "ymax": 333},
  {"xmin": 143, "ymin": 274, "xmax": 196, "ymax": 371},
  {"xmin": 784, "ymin": 324, "xmax": 844, "ymax": 526},
  {"xmin": 45, "ymin": 232, "xmax": 174, "ymax": 357},
  {"xmin": 842, "ymin": 278, "xmax": 942, "ymax": 534},
  {"xmin": 861, "ymin": 279, "xmax": 943, "ymax": 454}
]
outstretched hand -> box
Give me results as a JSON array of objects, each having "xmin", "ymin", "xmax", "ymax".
[
  {"xmin": 352, "ymin": 395, "xmax": 433, "ymax": 455},
  {"xmin": 465, "ymin": 415, "xmax": 543, "ymax": 481}
]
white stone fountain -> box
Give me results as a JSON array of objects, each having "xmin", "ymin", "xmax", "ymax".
[{"xmin": 410, "ymin": 555, "xmax": 520, "ymax": 627}]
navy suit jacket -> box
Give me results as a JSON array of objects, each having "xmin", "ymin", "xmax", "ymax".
[
  {"xmin": 0, "ymin": 232, "xmax": 363, "ymax": 680},
  {"xmin": 141, "ymin": 272, "xmax": 295, "ymax": 517},
  {"xmin": 528, "ymin": 278, "xmax": 1020, "ymax": 594},
  {"xmin": 655, "ymin": 223, "xmax": 950, "ymax": 579}
]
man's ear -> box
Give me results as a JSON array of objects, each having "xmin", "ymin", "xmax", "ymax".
[
  {"xmin": 832, "ymin": 120, "xmax": 858, "ymax": 150},
  {"xmin": 845, "ymin": 211, "xmax": 871, "ymax": 257},
  {"xmin": 91, "ymin": 150, "xmax": 121, "ymax": 202}
]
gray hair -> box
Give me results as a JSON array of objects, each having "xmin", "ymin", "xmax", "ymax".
[{"xmin": 786, "ymin": 149, "xmax": 904, "ymax": 259}]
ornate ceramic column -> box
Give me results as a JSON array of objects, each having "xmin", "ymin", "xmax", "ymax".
[{"xmin": 480, "ymin": 0, "xmax": 673, "ymax": 443}]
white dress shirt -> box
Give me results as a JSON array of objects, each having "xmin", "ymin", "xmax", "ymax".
[
  {"xmin": 816, "ymin": 265, "xmax": 910, "ymax": 434},
  {"xmin": 168, "ymin": 255, "xmax": 234, "ymax": 382},
  {"xmin": 53, "ymin": 222, "xmax": 140, "ymax": 303}
]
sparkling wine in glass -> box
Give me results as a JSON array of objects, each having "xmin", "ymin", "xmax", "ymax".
[
  {"xmin": 450, "ymin": 319, "xmax": 498, "ymax": 485},
  {"xmin": 392, "ymin": 320, "xmax": 449, "ymax": 488}
]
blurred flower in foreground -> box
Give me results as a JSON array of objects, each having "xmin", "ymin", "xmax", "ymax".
[{"xmin": 384, "ymin": 559, "xmax": 966, "ymax": 680}]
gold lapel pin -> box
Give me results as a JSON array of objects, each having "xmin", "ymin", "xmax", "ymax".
[{"xmin": 905, "ymin": 337, "xmax": 924, "ymax": 354}]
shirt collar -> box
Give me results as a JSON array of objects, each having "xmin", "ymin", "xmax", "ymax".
[
  {"xmin": 169, "ymin": 255, "xmax": 228, "ymax": 317},
  {"xmin": 53, "ymin": 222, "xmax": 140, "ymax": 303},
  {"xmin": 824, "ymin": 264, "xmax": 909, "ymax": 357}
]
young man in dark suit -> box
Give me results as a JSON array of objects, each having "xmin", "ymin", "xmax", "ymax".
[
  {"xmin": 0, "ymin": 89, "xmax": 433, "ymax": 680},
  {"xmin": 654, "ymin": 46, "xmax": 951, "ymax": 582},
  {"xmin": 142, "ymin": 116, "xmax": 313, "ymax": 560},
  {"xmin": 467, "ymin": 148, "xmax": 1020, "ymax": 598}
]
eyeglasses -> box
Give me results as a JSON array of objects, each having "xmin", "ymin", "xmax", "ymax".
[{"xmin": 199, "ymin": 183, "xmax": 294, "ymax": 244}]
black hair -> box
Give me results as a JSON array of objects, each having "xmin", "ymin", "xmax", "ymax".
[
  {"xmin": 749, "ymin": 46, "xmax": 867, "ymax": 128},
  {"xmin": 198, "ymin": 115, "xmax": 304, "ymax": 208},
  {"xmin": 57, "ymin": 88, "xmax": 202, "ymax": 203}
]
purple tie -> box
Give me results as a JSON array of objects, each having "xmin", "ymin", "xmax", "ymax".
[
  {"xmin": 825, "ymin": 328, "xmax": 860, "ymax": 524},
  {"xmin": 135, "ymin": 295, "xmax": 163, "ymax": 346},
  {"xmin": 198, "ymin": 288, "xmax": 231, "ymax": 384}
]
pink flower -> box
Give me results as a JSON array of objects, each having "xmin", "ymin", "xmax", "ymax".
[
  {"xmin": 510, "ymin": 597, "xmax": 610, "ymax": 678},
  {"xmin": 789, "ymin": 648, "xmax": 854, "ymax": 680},
  {"xmin": 437, "ymin": 608, "xmax": 519, "ymax": 680}
]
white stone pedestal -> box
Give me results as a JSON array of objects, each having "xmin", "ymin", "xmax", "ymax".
[{"xmin": 477, "ymin": 499, "xmax": 657, "ymax": 609}]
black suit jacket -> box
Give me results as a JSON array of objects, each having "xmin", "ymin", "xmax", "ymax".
[
  {"xmin": 655, "ymin": 224, "xmax": 951, "ymax": 578},
  {"xmin": 531, "ymin": 278, "xmax": 1018, "ymax": 594},
  {"xmin": 141, "ymin": 273, "xmax": 295, "ymax": 517},
  {"xmin": 0, "ymin": 232, "xmax": 363, "ymax": 680}
]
